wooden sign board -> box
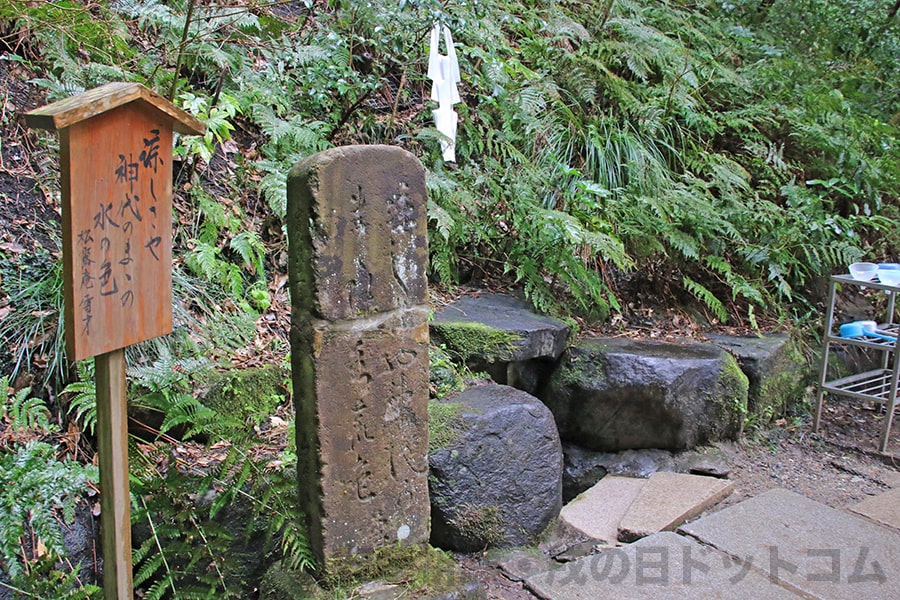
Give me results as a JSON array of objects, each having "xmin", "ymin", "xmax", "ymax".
[
  {"xmin": 26, "ymin": 82, "xmax": 204, "ymax": 360},
  {"xmin": 61, "ymin": 105, "xmax": 173, "ymax": 360},
  {"xmin": 27, "ymin": 83, "xmax": 204, "ymax": 600}
]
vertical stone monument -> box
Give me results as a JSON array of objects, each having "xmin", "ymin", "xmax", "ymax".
[{"xmin": 286, "ymin": 145, "xmax": 430, "ymax": 573}]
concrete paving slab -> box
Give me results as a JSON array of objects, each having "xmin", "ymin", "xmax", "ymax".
[
  {"xmin": 525, "ymin": 531, "xmax": 802, "ymax": 599},
  {"xmin": 559, "ymin": 476, "xmax": 647, "ymax": 543},
  {"xmin": 679, "ymin": 488, "xmax": 900, "ymax": 599},
  {"xmin": 848, "ymin": 487, "xmax": 900, "ymax": 532},
  {"xmin": 617, "ymin": 472, "xmax": 734, "ymax": 542}
]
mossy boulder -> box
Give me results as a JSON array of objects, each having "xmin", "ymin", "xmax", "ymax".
[
  {"xmin": 428, "ymin": 384, "xmax": 563, "ymax": 552},
  {"xmin": 430, "ymin": 293, "xmax": 570, "ymax": 385},
  {"xmin": 542, "ymin": 338, "xmax": 749, "ymax": 451},
  {"xmin": 201, "ymin": 364, "xmax": 289, "ymax": 428},
  {"xmin": 706, "ymin": 333, "xmax": 811, "ymax": 425}
]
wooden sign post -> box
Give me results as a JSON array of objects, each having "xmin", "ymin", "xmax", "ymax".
[{"xmin": 26, "ymin": 82, "xmax": 204, "ymax": 599}]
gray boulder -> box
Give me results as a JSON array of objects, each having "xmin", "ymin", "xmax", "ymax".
[
  {"xmin": 706, "ymin": 333, "xmax": 810, "ymax": 423},
  {"xmin": 542, "ymin": 338, "xmax": 748, "ymax": 451},
  {"xmin": 429, "ymin": 384, "xmax": 563, "ymax": 552},
  {"xmin": 430, "ymin": 293, "xmax": 570, "ymax": 388}
]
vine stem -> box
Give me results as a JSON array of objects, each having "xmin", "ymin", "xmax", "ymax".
[
  {"xmin": 169, "ymin": 0, "xmax": 197, "ymax": 102},
  {"xmin": 142, "ymin": 498, "xmax": 178, "ymax": 598}
]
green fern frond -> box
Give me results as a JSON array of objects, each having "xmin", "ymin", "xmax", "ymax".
[
  {"xmin": 1, "ymin": 377, "xmax": 52, "ymax": 434},
  {"xmin": 230, "ymin": 231, "xmax": 266, "ymax": 276},
  {"xmin": 185, "ymin": 241, "xmax": 220, "ymax": 281},
  {"xmin": 63, "ymin": 379, "xmax": 97, "ymax": 438},
  {"xmin": 0, "ymin": 442, "xmax": 93, "ymax": 580},
  {"xmin": 683, "ymin": 276, "xmax": 728, "ymax": 323}
]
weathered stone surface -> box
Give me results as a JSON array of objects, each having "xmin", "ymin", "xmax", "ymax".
[
  {"xmin": 542, "ymin": 338, "xmax": 749, "ymax": 451},
  {"xmin": 706, "ymin": 333, "xmax": 809, "ymax": 422},
  {"xmin": 429, "ymin": 384, "xmax": 563, "ymax": 551},
  {"xmin": 288, "ymin": 145, "xmax": 427, "ymax": 321},
  {"xmin": 560, "ymin": 476, "xmax": 648, "ymax": 544},
  {"xmin": 525, "ymin": 531, "xmax": 804, "ymax": 599},
  {"xmin": 287, "ymin": 145, "xmax": 430, "ymax": 571},
  {"xmin": 294, "ymin": 309, "xmax": 431, "ymax": 567},
  {"xmin": 562, "ymin": 443, "xmax": 611, "ymax": 502},
  {"xmin": 679, "ymin": 488, "xmax": 900, "ymax": 600},
  {"xmin": 617, "ymin": 472, "xmax": 734, "ymax": 542},
  {"xmin": 485, "ymin": 548, "xmax": 561, "ymax": 582},
  {"xmin": 848, "ymin": 487, "xmax": 900, "ymax": 532},
  {"xmin": 430, "ymin": 293, "xmax": 570, "ymax": 384}
]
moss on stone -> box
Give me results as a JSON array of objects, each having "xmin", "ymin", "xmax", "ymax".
[
  {"xmin": 716, "ymin": 353, "xmax": 750, "ymax": 435},
  {"xmin": 432, "ymin": 322, "xmax": 521, "ymax": 363},
  {"xmin": 203, "ymin": 364, "xmax": 289, "ymax": 428},
  {"xmin": 329, "ymin": 544, "xmax": 471, "ymax": 595},
  {"xmin": 448, "ymin": 504, "xmax": 505, "ymax": 550},
  {"xmin": 428, "ymin": 400, "xmax": 469, "ymax": 452},
  {"xmin": 262, "ymin": 544, "xmax": 474, "ymax": 599},
  {"xmin": 753, "ymin": 337, "xmax": 811, "ymax": 424}
]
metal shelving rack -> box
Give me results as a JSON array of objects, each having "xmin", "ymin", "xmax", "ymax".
[{"xmin": 814, "ymin": 274, "xmax": 900, "ymax": 453}]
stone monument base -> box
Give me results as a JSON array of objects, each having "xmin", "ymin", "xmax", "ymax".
[{"xmin": 259, "ymin": 545, "xmax": 486, "ymax": 600}]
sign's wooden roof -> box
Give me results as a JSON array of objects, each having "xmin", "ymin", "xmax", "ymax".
[{"xmin": 25, "ymin": 81, "xmax": 205, "ymax": 135}]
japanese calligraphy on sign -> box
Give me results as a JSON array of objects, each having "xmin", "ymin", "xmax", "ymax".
[
  {"xmin": 24, "ymin": 82, "xmax": 204, "ymax": 361},
  {"xmin": 60, "ymin": 104, "xmax": 175, "ymax": 360}
]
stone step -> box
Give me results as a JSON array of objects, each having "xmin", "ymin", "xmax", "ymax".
[
  {"xmin": 559, "ymin": 476, "xmax": 648, "ymax": 544},
  {"xmin": 525, "ymin": 531, "xmax": 803, "ymax": 599},
  {"xmin": 678, "ymin": 488, "xmax": 900, "ymax": 600},
  {"xmin": 847, "ymin": 486, "xmax": 900, "ymax": 533},
  {"xmin": 430, "ymin": 293, "xmax": 570, "ymax": 363},
  {"xmin": 558, "ymin": 471, "xmax": 734, "ymax": 547},
  {"xmin": 617, "ymin": 471, "xmax": 734, "ymax": 542}
]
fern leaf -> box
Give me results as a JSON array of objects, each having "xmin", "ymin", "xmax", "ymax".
[
  {"xmin": 683, "ymin": 276, "xmax": 727, "ymax": 323},
  {"xmin": 186, "ymin": 241, "xmax": 220, "ymax": 281},
  {"xmin": 230, "ymin": 231, "xmax": 265, "ymax": 275}
]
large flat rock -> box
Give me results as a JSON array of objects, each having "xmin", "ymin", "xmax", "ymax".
[
  {"xmin": 559, "ymin": 476, "xmax": 647, "ymax": 544},
  {"xmin": 617, "ymin": 472, "xmax": 734, "ymax": 542},
  {"xmin": 525, "ymin": 531, "xmax": 802, "ymax": 599},
  {"xmin": 430, "ymin": 293, "xmax": 570, "ymax": 363},
  {"xmin": 679, "ymin": 488, "xmax": 900, "ymax": 599},
  {"xmin": 848, "ymin": 487, "xmax": 900, "ymax": 532}
]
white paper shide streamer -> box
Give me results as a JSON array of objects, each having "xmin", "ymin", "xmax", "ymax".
[{"xmin": 427, "ymin": 22, "xmax": 461, "ymax": 162}]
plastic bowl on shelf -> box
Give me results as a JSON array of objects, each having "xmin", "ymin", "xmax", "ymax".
[
  {"xmin": 849, "ymin": 262, "xmax": 878, "ymax": 281},
  {"xmin": 879, "ymin": 269, "xmax": 900, "ymax": 287}
]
